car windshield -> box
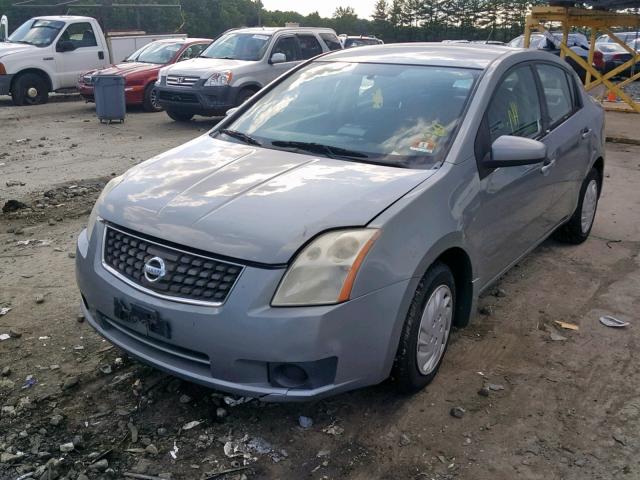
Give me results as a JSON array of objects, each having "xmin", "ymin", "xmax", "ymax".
[
  {"xmin": 598, "ymin": 43, "xmax": 627, "ymax": 53},
  {"xmin": 200, "ymin": 32, "xmax": 271, "ymax": 61},
  {"xmin": 8, "ymin": 19, "xmax": 64, "ymax": 47},
  {"xmin": 126, "ymin": 41, "xmax": 183, "ymax": 64},
  {"xmin": 219, "ymin": 61, "xmax": 479, "ymax": 169}
]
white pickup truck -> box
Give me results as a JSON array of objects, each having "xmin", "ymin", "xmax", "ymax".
[{"xmin": 0, "ymin": 15, "xmax": 185, "ymax": 105}]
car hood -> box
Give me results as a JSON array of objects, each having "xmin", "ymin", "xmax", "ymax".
[
  {"xmin": 87, "ymin": 62, "xmax": 162, "ymax": 78},
  {"xmin": 165, "ymin": 57, "xmax": 250, "ymax": 78},
  {"xmin": 99, "ymin": 135, "xmax": 434, "ymax": 265},
  {"xmin": 0, "ymin": 42, "xmax": 38, "ymax": 59}
]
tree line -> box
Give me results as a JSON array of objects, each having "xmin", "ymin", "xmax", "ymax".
[{"xmin": 0, "ymin": 0, "xmax": 541, "ymax": 43}]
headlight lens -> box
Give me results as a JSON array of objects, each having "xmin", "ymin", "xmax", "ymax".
[
  {"xmin": 86, "ymin": 176, "xmax": 123, "ymax": 241},
  {"xmin": 204, "ymin": 70, "xmax": 232, "ymax": 87},
  {"xmin": 272, "ymin": 229, "xmax": 380, "ymax": 306}
]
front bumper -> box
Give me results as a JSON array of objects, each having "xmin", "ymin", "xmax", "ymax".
[
  {"xmin": 0, "ymin": 74, "xmax": 14, "ymax": 96},
  {"xmin": 79, "ymin": 82, "xmax": 145, "ymax": 105},
  {"xmin": 156, "ymin": 83, "xmax": 238, "ymax": 116},
  {"xmin": 76, "ymin": 222, "xmax": 412, "ymax": 401}
]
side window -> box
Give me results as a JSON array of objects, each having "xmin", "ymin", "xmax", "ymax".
[
  {"xmin": 297, "ymin": 34, "xmax": 323, "ymax": 59},
  {"xmin": 179, "ymin": 44, "xmax": 206, "ymax": 61},
  {"xmin": 272, "ymin": 36, "xmax": 299, "ymax": 62},
  {"xmin": 319, "ymin": 32, "xmax": 342, "ymax": 51},
  {"xmin": 536, "ymin": 64, "xmax": 574, "ymax": 127},
  {"xmin": 61, "ymin": 22, "xmax": 97, "ymax": 48},
  {"xmin": 486, "ymin": 65, "xmax": 542, "ymax": 142}
]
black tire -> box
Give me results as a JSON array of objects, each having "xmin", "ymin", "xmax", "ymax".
[
  {"xmin": 11, "ymin": 73, "xmax": 49, "ymax": 106},
  {"xmin": 393, "ymin": 262, "xmax": 456, "ymax": 394},
  {"xmin": 553, "ymin": 167, "xmax": 601, "ymax": 244},
  {"xmin": 166, "ymin": 110, "xmax": 193, "ymax": 122},
  {"xmin": 142, "ymin": 84, "xmax": 163, "ymax": 112},
  {"xmin": 235, "ymin": 87, "xmax": 258, "ymax": 106}
]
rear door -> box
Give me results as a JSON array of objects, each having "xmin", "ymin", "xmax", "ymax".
[
  {"xmin": 469, "ymin": 63, "xmax": 554, "ymax": 285},
  {"xmin": 55, "ymin": 21, "xmax": 105, "ymax": 87},
  {"xmin": 533, "ymin": 62, "xmax": 591, "ymax": 226}
]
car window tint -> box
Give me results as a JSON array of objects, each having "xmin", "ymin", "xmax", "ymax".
[
  {"xmin": 179, "ymin": 44, "xmax": 205, "ymax": 61},
  {"xmin": 272, "ymin": 36, "xmax": 299, "ymax": 62},
  {"xmin": 61, "ymin": 22, "xmax": 97, "ymax": 48},
  {"xmin": 487, "ymin": 66, "xmax": 542, "ymax": 142},
  {"xmin": 536, "ymin": 64, "xmax": 574, "ymax": 127},
  {"xmin": 297, "ymin": 34, "xmax": 323, "ymax": 59},
  {"xmin": 320, "ymin": 32, "xmax": 342, "ymax": 51}
]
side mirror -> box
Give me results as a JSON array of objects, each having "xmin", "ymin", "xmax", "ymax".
[
  {"xmin": 270, "ymin": 52, "xmax": 286, "ymax": 64},
  {"xmin": 225, "ymin": 106, "xmax": 239, "ymax": 116},
  {"xmin": 484, "ymin": 135, "xmax": 547, "ymax": 168},
  {"xmin": 56, "ymin": 40, "xmax": 76, "ymax": 53}
]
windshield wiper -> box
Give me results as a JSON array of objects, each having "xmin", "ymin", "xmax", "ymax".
[
  {"xmin": 271, "ymin": 141, "xmax": 369, "ymax": 159},
  {"xmin": 218, "ymin": 129, "xmax": 261, "ymax": 146}
]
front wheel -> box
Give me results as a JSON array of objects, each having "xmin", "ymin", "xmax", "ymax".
[
  {"xmin": 393, "ymin": 262, "xmax": 455, "ymax": 393},
  {"xmin": 166, "ymin": 110, "xmax": 193, "ymax": 122},
  {"xmin": 553, "ymin": 167, "xmax": 601, "ymax": 244},
  {"xmin": 11, "ymin": 73, "xmax": 49, "ymax": 106},
  {"xmin": 143, "ymin": 84, "xmax": 163, "ymax": 112}
]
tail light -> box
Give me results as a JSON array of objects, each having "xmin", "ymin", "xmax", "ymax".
[
  {"xmin": 593, "ymin": 51, "xmax": 604, "ymax": 69},
  {"xmin": 611, "ymin": 53, "xmax": 627, "ymax": 61}
]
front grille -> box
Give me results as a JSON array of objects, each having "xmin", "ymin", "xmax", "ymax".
[
  {"xmin": 102, "ymin": 225, "xmax": 243, "ymax": 306},
  {"xmin": 159, "ymin": 91, "xmax": 198, "ymax": 103},
  {"xmin": 166, "ymin": 75, "xmax": 200, "ymax": 86}
]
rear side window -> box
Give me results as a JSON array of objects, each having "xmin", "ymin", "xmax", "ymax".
[
  {"xmin": 297, "ymin": 34, "xmax": 323, "ymax": 59},
  {"xmin": 61, "ymin": 22, "xmax": 97, "ymax": 48},
  {"xmin": 486, "ymin": 65, "xmax": 542, "ymax": 142},
  {"xmin": 319, "ymin": 32, "xmax": 342, "ymax": 51},
  {"xmin": 535, "ymin": 64, "xmax": 574, "ymax": 127},
  {"xmin": 272, "ymin": 36, "xmax": 299, "ymax": 62}
]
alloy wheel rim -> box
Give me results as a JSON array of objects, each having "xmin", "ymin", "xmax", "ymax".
[
  {"xmin": 581, "ymin": 179, "xmax": 598, "ymax": 234},
  {"xmin": 150, "ymin": 88, "xmax": 160, "ymax": 110},
  {"xmin": 416, "ymin": 284, "xmax": 453, "ymax": 375}
]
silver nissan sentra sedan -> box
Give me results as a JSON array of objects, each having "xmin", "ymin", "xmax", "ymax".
[{"xmin": 76, "ymin": 44, "xmax": 604, "ymax": 401}]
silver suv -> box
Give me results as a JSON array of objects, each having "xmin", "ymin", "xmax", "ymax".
[{"xmin": 155, "ymin": 27, "xmax": 342, "ymax": 121}]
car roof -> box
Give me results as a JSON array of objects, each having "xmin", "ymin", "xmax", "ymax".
[
  {"xmin": 231, "ymin": 26, "xmax": 336, "ymax": 34},
  {"xmin": 320, "ymin": 43, "xmax": 513, "ymax": 69},
  {"xmin": 34, "ymin": 15, "xmax": 95, "ymax": 22},
  {"xmin": 152, "ymin": 37, "xmax": 211, "ymax": 44}
]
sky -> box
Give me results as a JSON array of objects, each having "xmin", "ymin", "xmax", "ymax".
[{"xmin": 261, "ymin": 0, "xmax": 375, "ymax": 19}]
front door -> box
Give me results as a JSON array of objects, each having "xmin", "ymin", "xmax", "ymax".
[
  {"xmin": 468, "ymin": 64, "xmax": 554, "ymax": 286},
  {"xmin": 265, "ymin": 34, "xmax": 301, "ymax": 83},
  {"xmin": 55, "ymin": 22, "xmax": 105, "ymax": 88}
]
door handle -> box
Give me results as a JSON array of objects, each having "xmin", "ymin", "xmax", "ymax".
[
  {"xmin": 581, "ymin": 128, "xmax": 592, "ymax": 139},
  {"xmin": 98, "ymin": 51, "xmax": 104, "ymax": 60},
  {"xmin": 541, "ymin": 158, "xmax": 556, "ymax": 175}
]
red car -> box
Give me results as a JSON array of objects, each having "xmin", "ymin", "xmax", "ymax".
[{"xmin": 78, "ymin": 37, "xmax": 211, "ymax": 112}]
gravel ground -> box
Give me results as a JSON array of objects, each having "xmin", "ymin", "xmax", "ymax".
[{"xmin": 1, "ymin": 98, "xmax": 640, "ymax": 480}]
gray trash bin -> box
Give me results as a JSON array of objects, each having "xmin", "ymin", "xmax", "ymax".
[{"xmin": 94, "ymin": 75, "xmax": 126, "ymax": 123}]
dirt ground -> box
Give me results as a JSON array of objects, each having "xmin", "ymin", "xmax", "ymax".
[{"xmin": 1, "ymin": 97, "xmax": 640, "ymax": 480}]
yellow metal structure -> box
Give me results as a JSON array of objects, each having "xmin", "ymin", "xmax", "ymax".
[{"xmin": 525, "ymin": 6, "xmax": 640, "ymax": 113}]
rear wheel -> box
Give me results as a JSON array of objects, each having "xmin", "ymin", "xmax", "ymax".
[
  {"xmin": 553, "ymin": 167, "xmax": 600, "ymax": 244},
  {"xmin": 393, "ymin": 262, "xmax": 455, "ymax": 393},
  {"xmin": 11, "ymin": 73, "xmax": 49, "ymax": 106},
  {"xmin": 166, "ymin": 110, "xmax": 193, "ymax": 122},
  {"xmin": 143, "ymin": 84, "xmax": 163, "ymax": 112}
]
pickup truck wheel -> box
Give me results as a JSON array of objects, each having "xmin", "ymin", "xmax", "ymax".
[
  {"xmin": 166, "ymin": 110, "xmax": 193, "ymax": 122},
  {"xmin": 553, "ymin": 167, "xmax": 600, "ymax": 244},
  {"xmin": 143, "ymin": 84, "xmax": 163, "ymax": 112},
  {"xmin": 12, "ymin": 73, "xmax": 49, "ymax": 106},
  {"xmin": 393, "ymin": 262, "xmax": 455, "ymax": 394}
]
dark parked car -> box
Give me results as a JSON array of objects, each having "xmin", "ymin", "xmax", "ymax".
[
  {"xmin": 596, "ymin": 42, "xmax": 637, "ymax": 77},
  {"xmin": 509, "ymin": 33, "xmax": 604, "ymax": 81}
]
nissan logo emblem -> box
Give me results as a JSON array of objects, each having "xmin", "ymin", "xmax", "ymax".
[{"xmin": 144, "ymin": 256, "xmax": 166, "ymax": 283}]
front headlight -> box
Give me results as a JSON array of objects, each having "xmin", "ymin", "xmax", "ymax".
[
  {"xmin": 86, "ymin": 176, "xmax": 123, "ymax": 242},
  {"xmin": 204, "ymin": 70, "xmax": 232, "ymax": 87},
  {"xmin": 272, "ymin": 229, "xmax": 380, "ymax": 306}
]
